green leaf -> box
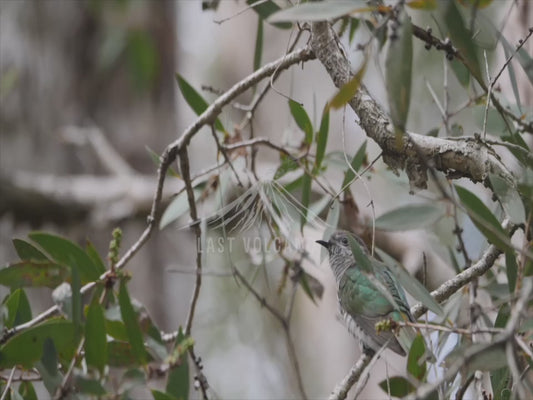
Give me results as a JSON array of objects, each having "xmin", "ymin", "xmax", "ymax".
[
  {"xmin": 85, "ymin": 300, "xmax": 108, "ymax": 373},
  {"xmin": 126, "ymin": 31, "xmax": 158, "ymax": 91},
  {"xmin": 274, "ymin": 154, "xmax": 299, "ymax": 180},
  {"xmin": 160, "ymin": 186, "xmax": 204, "ymax": 229},
  {"xmin": 341, "ymin": 141, "xmax": 367, "ymax": 190},
  {"xmin": 385, "ymin": 10, "xmax": 413, "ymax": 134},
  {"xmin": 28, "ymin": 232, "xmax": 99, "ymax": 283},
  {"xmin": 444, "ymin": 1, "xmax": 482, "ymax": 83},
  {"xmin": 472, "ymin": 105, "xmax": 508, "ymax": 136},
  {"xmin": 0, "ymin": 318, "xmax": 75, "ymax": 368},
  {"xmin": 489, "ymin": 174, "xmax": 525, "ymax": 224},
  {"xmin": 376, "ymin": 249, "xmax": 444, "ymax": 317},
  {"xmin": 41, "ymin": 337, "xmax": 58, "ymax": 377},
  {"xmin": 85, "ymin": 240, "xmax": 107, "ymax": 275},
  {"xmin": 152, "ymin": 390, "xmax": 178, "ymax": 400},
  {"xmin": 516, "ymin": 47, "xmax": 533, "ymax": 85},
  {"xmin": 253, "ymin": 17, "xmax": 263, "ymax": 71},
  {"xmin": 494, "ymin": 303, "xmax": 510, "ymax": 329},
  {"xmin": 120, "ymin": 368, "xmax": 147, "ymax": 394},
  {"xmin": 36, "ymin": 338, "xmax": 62, "ymax": 396},
  {"xmin": 379, "ymin": 376, "xmax": 416, "ymax": 397},
  {"xmin": 499, "ymin": 35, "xmax": 522, "ymax": 112},
  {"xmin": 3, "ymin": 288, "xmax": 32, "ymax": 328},
  {"xmin": 18, "ymin": 381, "xmax": 38, "ymax": 400},
  {"xmin": 450, "ymin": 57, "xmax": 470, "ymax": 87},
  {"xmin": 107, "ymin": 341, "xmax": 145, "ymax": 367},
  {"xmin": 70, "ymin": 259, "xmax": 82, "ymax": 340},
  {"xmin": 491, "ymin": 367, "xmax": 511, "ymax": 400},
  {"xmin": 119, "ymin": 279, "xmax": 147, "ymax": 365},
  {"xmin": 175, "ymin": 73, "xmax": 225, "ymax": 132},
  {"xmin": 0, "ymin": 260, "xmax": 70, "ymax": 289},
  {"xmin": 349, "ymin": 18, "xmax": 360, "ymax": 43},
  {"xmin": 75, "ymin": 376, "xmax": 107, "ymax": 396},
  {"xmin": 445, "ymin": 342, "xmax": 508, "ymax": 373},
  {"xmin": 407, "ymin": 0, "xmax": 437, "ymax": 9},
  {"xmin": 314, "ymin": 105, "xmax": 330, "ymax": 172},
  {"xmin": 455, "ymin": 185, "xmax": 510, "ymax": 252},
  {"xmin": 300, "ymin": 173, "xmax": 312, "ymax": 231},
  {"xmin": 269, "ymin": 0, "xmax": 369, "ymax": 23},
  {"xmin": 374, "ymin": 204, "xmax": 444, "ymax": 231},
  {"xmin": 407, "ymin": 334, "xmax": 427, "ymax": 380},
  {"xmin": 283, "ymin": 174, "xmax": 304, "ymax": 193},
  {"xmin": 12, "ymin": 239, "xmax": 47, "ymax": 261},
  {"xmin": 105, "ymin": 319, "xmax": 128, "ymax": 342},
  {"xmin": 299, "ymin": 271, "xmax": 316, "ymax": 305},
  {"xmin": 166, "ymin": 328, "xmax": 189, "ymax": 400},
  {"xmin": 246, "ymin": 0, "xmax": 292, "ymax": 29},
  {"xmin": 10, "ymin": 389, "xmax": 24, "ymax": 400},
  {"xmin": 505, "ymin": 252, "xmax": 517, "ymax": 293},
  {"xmin": 426, "ymin": 127, "xmax": 440, "ymax": 137},
  {"xmin": 329, "ymin": 57, "xmax": 367, "ymax": 109},
  {"xmin": 289, "ymin": 100, "xmax": 313, "ymax": 145},
  {"xmin": 146, "ymin": 146, "xmax": 181, "ymax": 178}
]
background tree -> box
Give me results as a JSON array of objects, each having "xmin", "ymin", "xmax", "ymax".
[{"xmin": 0, "ymin": 0, "xmax": 532, "ymax": 399}]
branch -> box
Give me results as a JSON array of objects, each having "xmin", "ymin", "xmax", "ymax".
[
  {"xmin": 170, "ymin": 46, "xmax": 314, "ymax": 151},
  {"xmin": 405, "ymin": 279, "xmax": 532, "ymax": 400},
  {"xmin": 0, "ymin": 172, "xmax": 181, "ymax": 225},
  {"xmin": 327, "ymin": 353, "xmax": 372, "ymax": 400},
  {"xmin": 2, "ymin": 46, "xmax": 314, "ymax": 340},
  {"xmin": 411, "ymin": 228, "xmax": 507, "ymax": 319},
  {"xmin": 61, "ymin": 125, "xmax": 136, "ymax": 176},
  {"xmin": 180, "ymin": 147, "xmax": 210, "ymax": 399},
  {"xmin": 309, "ymin": 22, "xmax": 515, "ymax": 190},
  {"xmin": 232, "ymin": 266, "xmax": 308, "ymax": 399}
]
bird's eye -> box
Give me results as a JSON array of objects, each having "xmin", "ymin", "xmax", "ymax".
[{"xmin": 341, "ymin": 237, "xmax": 349, "ymax": 246}]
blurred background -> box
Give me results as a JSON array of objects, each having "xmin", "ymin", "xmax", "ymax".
[{"xmin": 0, "ymin": 0, "xmax": 531, "ymax": 398}]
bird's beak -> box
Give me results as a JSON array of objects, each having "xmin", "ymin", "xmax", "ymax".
[{"xmin": 316, "ymin": 240, "xmax": 329, "ymax": 249}]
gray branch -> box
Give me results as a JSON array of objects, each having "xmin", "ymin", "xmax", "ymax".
[{"xmin": 309, "ymin": 22, "xmax": 514, "ymax": 190}]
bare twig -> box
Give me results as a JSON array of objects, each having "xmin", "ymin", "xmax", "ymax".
[
  {"xmin": 3, "ymin": 46, "xmax": 315, "ymax": 340},
  {"xmin": 0, "ymin": 367, "xmax": 16, "ymax": 400},
  {"xmin": 327, "ymin": 353, "xmax": 372, "ymax": 400},
  {"xmin": 232, "ymin": 266, "xmax": 307, "ymax": 399},
  {"xmin": 310, "ymin": 21, "xmax": 515, "ymax": 190},
  {"xmin": 405, "ymin": 279, "xmax": 532, "ymax": 400},
  {"xmin": 223, "ymin": 137, "xmax": 336, "ymax": 198},
  {"xmin": 210, "ymin": 125, "xmax": 244, "ymax": 187},
  {"xmin": 411, "ymin": 221, "xmax": 508, "ymax": 319},
  {"xmin": 180, "ymin": 147, "xmax": 209, "ymax": 399}
]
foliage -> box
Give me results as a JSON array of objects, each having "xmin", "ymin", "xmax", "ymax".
[{"xmin": 1, "ymin": 0, "xmax": 532, "ymax": 399}]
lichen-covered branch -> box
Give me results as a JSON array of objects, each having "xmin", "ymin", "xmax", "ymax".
[{"xmin": 310, "ymin": 22, "xmax": 514, "ymax": 190}]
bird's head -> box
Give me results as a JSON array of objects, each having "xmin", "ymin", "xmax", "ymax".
[{"xmin": 316, "ymin": 230, "xmax": 369, "ymax": 262}]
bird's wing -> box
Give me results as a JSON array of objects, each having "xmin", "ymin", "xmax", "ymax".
[
  {"xmin": 339, "ymin": 266, "xmax": 395, "ymax": 318},
  {"xmin": 375, "ymin": 263, "xmax": 415, "ymax": 322},
  {"xmin": 343, "ymin": 310, "xmax": 406, "ymax": 356}
]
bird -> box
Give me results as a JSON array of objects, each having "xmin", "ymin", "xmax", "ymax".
[{"xmin": 317, "ymin": 230, "xmax": 416, "ymax": 356}]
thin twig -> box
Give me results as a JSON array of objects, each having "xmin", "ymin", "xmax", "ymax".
[
  {"xmin": 180, "ymin": 147, "xmax": 209, "ymax": 400},
  {"xmin": 223, "ymin": 137, "xmax": 336, "ymax": 198},
  {"xmin": 213, "ymin": 0, "xmax": 270, "ymax": 25},
  {"xmin": 327, "ymin": 353, "xmax": 372, "ymax": 400},
  {"xmin": 454, "ymin": 373, "xmax": 475, "ymax": 400},
  {"xmin": 412, "ymin": 279, "xmax": 532, "ymax": 400},
  {"xmin": 232, "ymin": 266, "xmax": 307, "ymax": 399},
  {"xmin": 3, "ymin": 46, "xmax": 315, "ymax": 340},
  {"xmin": 411, "ymin": 220, "xmax": 510, "ymax": 319},
  {"xmin": 398, "ymin": 321, "xmax": 503, "ymax": 336},
  {"xmin": 0, "ymin": 367, "xmax": 16, "ymax": 400},
  {"xmin": 210, "ymin": 125, "xmax": 243, "ymax": 187}
]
